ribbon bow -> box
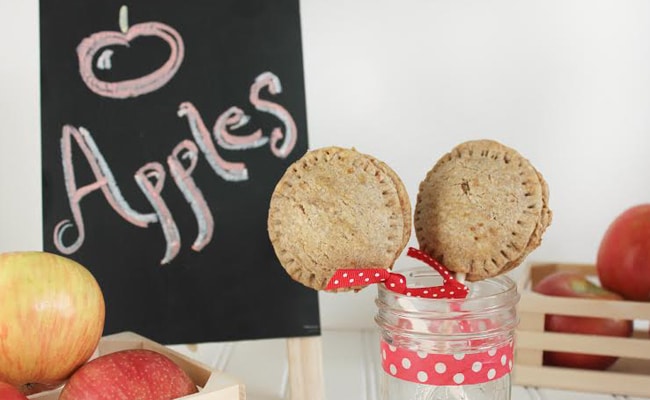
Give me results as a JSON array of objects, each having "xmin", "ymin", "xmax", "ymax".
[{"xmin": 325, "ymin": 247, "xmax": 469, "ymax": 299}]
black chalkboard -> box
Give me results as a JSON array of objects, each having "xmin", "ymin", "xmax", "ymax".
[{"xmin": 40, "ymin": 0, "xmax": 320, "ymax": 344}]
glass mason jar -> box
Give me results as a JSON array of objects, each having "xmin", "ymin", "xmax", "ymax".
[{"xmin": 375, "ymin": 266, "xmax": 520, "ymax": 400}]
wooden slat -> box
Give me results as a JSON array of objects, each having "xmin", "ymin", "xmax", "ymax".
[
  {"xmin": 514, "ymin": 364, "xmax": 650, "ymax": 398},
  {"xmin": 516, "ymin": 311, "xmax": 545, "ymax": 366},
  {"xmin": 518, "ymin": 311, "xmax": 545, "ymax": 331},
  {"xmin": 287, "ymin": 336, "xmax": 326, "ymax": 400},
  {"xmin": 518, "ymin": 292, "xmax": 650, "ymax": 320},
  {"xmin": 525, "ymin": 263, "xmax": 597, "ymax": 288},
  {"xmin": 517, "ymin": 330, "xmax": 650, "ymax": 359},
  {"xmin": 519, "ymin": 263, "xmax": 650, "ymax": 320}
]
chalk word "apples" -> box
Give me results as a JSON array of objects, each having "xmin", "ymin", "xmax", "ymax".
[{"xmin": 53, "ymin": 72, "xmax": 297, "ymax": 264}]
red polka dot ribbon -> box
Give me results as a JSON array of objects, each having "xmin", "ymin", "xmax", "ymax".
[
  {"xmin": 325, "ymin": 247, "xmax": 469, "ymax": 299},
  {"xmin": 381, "ymin": 338, "xmax": 514, "ymax": 386}
]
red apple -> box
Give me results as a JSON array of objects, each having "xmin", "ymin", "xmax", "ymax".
[
  {"xmin": 59, "ymin": 349, "xmax": 198, "ymax": 400},
  {"xmin": 0, "ymin": 252, "xmax": 105, "ymax": 394},
  {"xmin": 533, "ymin": 271, "xmax": 633, "ymax": 370},
  {"xmin": 0, "ymin": 382, "xmax": 28, "ymax": 400},
  {"xmin": 597, "ymin": 204, "xmax": 650, "ymax": 301}
]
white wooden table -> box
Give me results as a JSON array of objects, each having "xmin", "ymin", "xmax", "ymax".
[{"xmin": 169, "ymin": 329, "xmax": 650, "ymax": 400}]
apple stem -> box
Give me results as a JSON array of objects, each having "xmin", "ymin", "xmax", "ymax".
[{"xmin": 119, "ymin": 5, "xmax": 129, "ymax": 33}]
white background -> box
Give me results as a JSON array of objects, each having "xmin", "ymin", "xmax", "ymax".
[{"xmin": 1, "ymin": 0, "xmax": 649, "ymax": 330}]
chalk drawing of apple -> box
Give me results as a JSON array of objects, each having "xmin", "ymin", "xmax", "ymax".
[{"xmin": 76, "ymin": 5, "xmax": 185, "ymax": 99}]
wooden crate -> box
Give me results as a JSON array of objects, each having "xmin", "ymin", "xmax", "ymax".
[
  {"xmin": 514, "ymin": 262, "xmax": 650, "ymax": 397},
  {"xmin": 28, "ymin": 331, "xmax": 245, "ymax": 400}
]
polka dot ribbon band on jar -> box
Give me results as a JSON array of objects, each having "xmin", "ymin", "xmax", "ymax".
[
  {"xmin": 381, "ymin": 339, "xmax": 514, "ymax": 386},
  {"xmin": 325, "ymin": 247, "xmax": 469, "ymax": 299}
]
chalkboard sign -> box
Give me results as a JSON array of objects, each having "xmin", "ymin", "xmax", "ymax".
[{"xmin": 40, "ymin": 0, "xmax": 320, "ymax": 344}]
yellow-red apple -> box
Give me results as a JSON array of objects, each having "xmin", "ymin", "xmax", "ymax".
[{"xmin": 0, "ymin": 252, "xmax": 105, "ymax": 394}]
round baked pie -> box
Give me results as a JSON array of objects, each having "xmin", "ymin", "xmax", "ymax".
[
  {"xmin": 414, "ymin": 139, "xmax": 552, "ymax": 281},
  {"xmin": 268, "ymin": 146, "xmax": 411, "ymax": 290}
]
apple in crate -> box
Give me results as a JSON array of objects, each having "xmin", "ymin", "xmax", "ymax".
[
  {"xmin": 0, "ymin": 382, "xmax": 28, "ymax": 400},
  {"xmin": 0, "ymin": 252, "xmax": 105, "ymax": 394},
  {"xmin": 533, "ymin": 271, "xmax": 633, "ymax": 370},
  {"xmin": 597, "ymin": 203, "xmax": 650, "ymax": 301},
  {"xmin": 59, "ymin": 349, "xmax": 198, "ymax": 400}
]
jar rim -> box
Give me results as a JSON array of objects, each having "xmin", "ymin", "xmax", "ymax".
[{"xmin": 377, "ymin": 266, "xmax": 519, "ymax": 306}]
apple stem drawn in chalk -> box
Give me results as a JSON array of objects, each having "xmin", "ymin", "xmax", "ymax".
[
  {"xmin": 77, "ymin": 5, "xmax": 185, "ymax": 99},
  {"xmin": 119, "ymin": 4, "xmax": 129, "ymax": 33}
]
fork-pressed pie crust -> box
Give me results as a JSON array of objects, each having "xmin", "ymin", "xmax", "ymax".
[
  {"xmin": 414, "ymin": 140, "xmax": 552, "ymax": 281},
  {"xmin": 268, "ymin": 147, "xmax": 411, "ymax": 290}
]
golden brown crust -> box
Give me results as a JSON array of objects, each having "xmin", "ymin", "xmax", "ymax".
[
  {"xmin": 268, "ymin": 147, "xmax": 411, "ymax": 290},
  {"xmin": 366, "ymin": 155, "xmax": 413, "ymax": 262},
  {"xmin": 414, "ymin": 140, "xmax": 551, "ymax": 281}
]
